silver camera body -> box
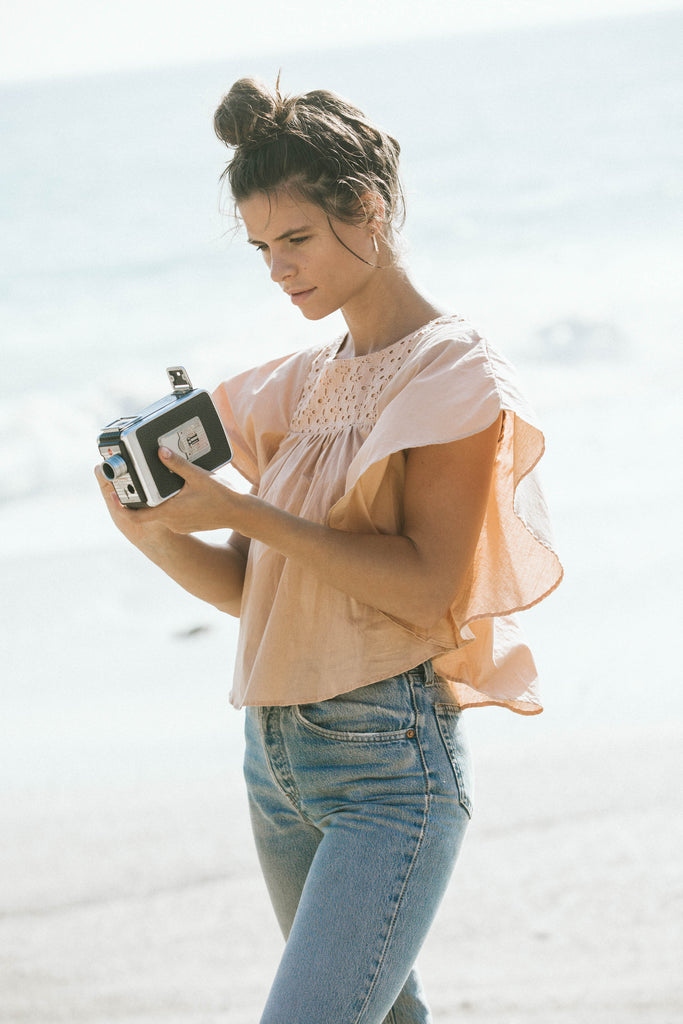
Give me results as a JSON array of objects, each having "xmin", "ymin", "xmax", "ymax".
[{"xmin": 97, "ymin": 367, "xmax": 232, "ymax": 508}]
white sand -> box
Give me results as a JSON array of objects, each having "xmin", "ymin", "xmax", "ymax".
[
  {"xmin": 2, "ymin": 713, "xmax": 680, "ymax": 1022},
  {"xmin": 2, "ymin": 507, "xmax": 682, "ymax": 1022}
]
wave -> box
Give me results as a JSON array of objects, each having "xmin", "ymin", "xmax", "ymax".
[{"xmin": 0, "ymin": 312, "xmax": 634, "ymax": 507}]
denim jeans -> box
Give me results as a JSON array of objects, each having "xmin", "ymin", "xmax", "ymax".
[{"xmin": 243, "ymin": 660, "xmax": 474, "ymax": 1024}]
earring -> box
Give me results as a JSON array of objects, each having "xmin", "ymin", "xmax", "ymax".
[{"xmin": 372, "ymin": 234, "xmax": 379, "ymax": 254}]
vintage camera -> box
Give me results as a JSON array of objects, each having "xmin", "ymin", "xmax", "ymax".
[{"xmin": 97, "ymin": 366, "xmax": 232, "ymax": 508}]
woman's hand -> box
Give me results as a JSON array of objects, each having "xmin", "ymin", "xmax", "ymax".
[
  {"xmin": 151, "ymin": 446, "xmax": 241, "ymax": 532},
  {"xmin": 94, "ymin": 461, "xmax": 173, "ymax": 552},
  {"xmin": 94, "ymin": 448, "xmax": 248, "ymax": 615},
  {"xmin": 95, "ymin": 447, "xmax": 238, "ymax": 537}
]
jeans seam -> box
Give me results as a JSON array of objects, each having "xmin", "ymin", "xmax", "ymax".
[
  {"xmin": 260, "ymin": 708, "xmax": 307, "ymax": 816},
  {"xmin": 352, "ymin": 677, "xmax": 432, "ymax": 1024},
  {"xmin": 433, "ymin": 703, "xmax": 473, "ymax": 818}
]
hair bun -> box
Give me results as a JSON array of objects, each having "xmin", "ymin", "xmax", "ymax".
[
  {"xmin": 214, "ymin": 77, "xmax": 285, "ymax": 150},
  {"xmin": 214, "ymin": 76, "xmax": 406, "ymax": 254}
]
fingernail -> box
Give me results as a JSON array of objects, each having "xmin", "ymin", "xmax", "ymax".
[{"xmin": 159, "ymin": 446, "xmax": 172, "ymax": 458}]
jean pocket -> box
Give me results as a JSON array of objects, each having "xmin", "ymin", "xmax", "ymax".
[
  {"xmin": 434, "ymin": 703, "xmax": 474, "ymax": 817},
  {"xmin": 293, "ymin": 677, "xmax": 415, "ymax": 742}
]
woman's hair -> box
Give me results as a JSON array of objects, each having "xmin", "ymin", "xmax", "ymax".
[{"xmin": 213, "ymin": 77, "xmax": 405, "ymax": 252}]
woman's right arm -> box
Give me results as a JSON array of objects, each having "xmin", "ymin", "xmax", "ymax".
[{"xmin": 94, "ymin": 466, "xmax": 247, "ymax": 617}]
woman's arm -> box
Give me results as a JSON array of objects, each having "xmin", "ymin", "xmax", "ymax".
[
  {"xmin": 94, "ymin": 466, "xmax": 248, "ymax": 617},
  {"xmin": 118, "ymin": 413, "xmax": 502, "ymax": 629}
]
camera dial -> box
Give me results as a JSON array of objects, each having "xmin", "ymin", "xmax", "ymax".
[{"xmin": 102, "ymin": 454, "xmax": 129, "ymax": 480}]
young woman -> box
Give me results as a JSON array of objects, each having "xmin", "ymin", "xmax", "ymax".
[{"xmin": 95, "ymin": 77, "xmax": 562, "ymax": 1024}]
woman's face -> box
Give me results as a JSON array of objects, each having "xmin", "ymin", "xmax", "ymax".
[{"xmin": 238, "ymin": 188, "xmax": 379, "ymax": 321}]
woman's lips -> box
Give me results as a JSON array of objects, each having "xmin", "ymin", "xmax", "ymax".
[{"xmin": 289, "ymin": 288, "xmax": 315, "ymax": 306}]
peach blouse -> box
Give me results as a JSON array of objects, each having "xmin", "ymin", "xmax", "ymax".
[{"xmin": 213, "ymin": 315, "xmax": 563, "ymax": 714}]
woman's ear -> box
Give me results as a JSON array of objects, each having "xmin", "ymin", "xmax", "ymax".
[{"xmin": 359, "ymin": 190, "xmax": 386, "ymax": 233}]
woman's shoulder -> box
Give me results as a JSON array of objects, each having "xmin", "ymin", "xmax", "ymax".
[
  {"xmin": 375, "ymin": 312, "xmax": 540, "ymax": 434},
  {"xmin": 409, "ymin": 314, "xmax": 498, "ymax": 360},
  {"xmin": 215, "ymin": 338, "xmax": 334, "ymax": 402},
  {"xmin": 212, "ymin": 339, "xmax": 336, "ymax": 482},
  {"xmin": 393, "ymin": 314, "xmax": 518, "ymax": 392}
]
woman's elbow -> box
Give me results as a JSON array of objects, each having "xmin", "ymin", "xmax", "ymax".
[
  {"xmin": 402, "ymin": 587, "xmax": 456, "ymax": 632},
  {"xmin": 403, "ymin": 565, "xmax": 471, "ymax": 631},
  {"xmin": 213, "ymin": 596, "xmax": 242, "ymax": 618}
]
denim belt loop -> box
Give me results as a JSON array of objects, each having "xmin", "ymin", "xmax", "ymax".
[{"xmin": 419, "ymin": 659, "xmax": 436, "ymax": 686}]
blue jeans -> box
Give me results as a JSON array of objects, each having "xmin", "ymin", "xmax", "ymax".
[{"xmin": 243, "ymin": 660, "xmax": 474, "ymax": 1024}]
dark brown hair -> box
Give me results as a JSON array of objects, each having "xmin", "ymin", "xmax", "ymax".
[{"xmin": 213, "ymin": 77, "xmax": 405, "ymax": 250}]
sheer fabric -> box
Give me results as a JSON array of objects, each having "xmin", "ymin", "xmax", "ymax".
[{"xmin": 213, "ymin": 315, "xmax": 563, "ymax": 713}]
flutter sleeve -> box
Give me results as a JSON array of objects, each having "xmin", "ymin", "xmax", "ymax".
[
  {"xmin": 212, "ymin": 348, "xmax": 314, "ymax": 485},
  {"xmin": 328, "ymin": 325, "xmax": 564, "ymax": 713}
]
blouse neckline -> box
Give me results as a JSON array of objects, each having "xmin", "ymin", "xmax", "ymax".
[{"xmin": 329, "ymin": 314, "xmax": 464, "ymax": 364}]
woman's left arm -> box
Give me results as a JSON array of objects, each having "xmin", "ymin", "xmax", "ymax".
[{"xmin": 136, "ymin": 414, "xmax": 501, "ymax": 629}]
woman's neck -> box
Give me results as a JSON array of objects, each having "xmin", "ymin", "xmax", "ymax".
[{"xmin": 339, "ymin": 265, "xmax": 446, "ymax": 359}]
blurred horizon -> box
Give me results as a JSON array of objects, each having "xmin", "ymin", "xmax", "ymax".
[
  {"xmin": 2, "ymin": 0, "xmax": 682, "ymax": 85},
  {"xmin": 1, "ymin": 2, "xmax": 680, "ymax": 592}
]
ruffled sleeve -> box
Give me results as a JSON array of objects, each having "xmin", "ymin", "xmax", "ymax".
[
  {"xmin": 328, "ymin": 325, "xmax": 563, "ymax": 713},
  {"xmin": 212, "ymin": 348, "xmax": 316, "ymax": 485}
]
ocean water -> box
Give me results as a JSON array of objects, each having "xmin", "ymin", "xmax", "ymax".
[
  {"xmin": 1, "ymin": 8, "xmax": 682, "ymax": 755},
  {"xmin": 1, "ymin": 10, "xmax": 680, "ymax": 503}
]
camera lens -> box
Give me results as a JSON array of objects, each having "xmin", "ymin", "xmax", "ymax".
[{"xmin": 102, "ymin": 455, "xmax": 128, "ymax": 480}]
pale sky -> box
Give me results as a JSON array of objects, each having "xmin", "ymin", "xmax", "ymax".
[{"xmin": 2, "ymin": 0, "xmax": 681, "ymax": 83}]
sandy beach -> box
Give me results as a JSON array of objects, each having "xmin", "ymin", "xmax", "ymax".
[
  {"xmin": 2, "ymin": 11, "xmax": 682, "ymax": 1019},
  {"xmin": 2, "ymin": 696, "xmax": 680, "ymax": 1021},
  {"xmin": 1, "ymin": 507, "xmax": 682, "ymax": 1022}
]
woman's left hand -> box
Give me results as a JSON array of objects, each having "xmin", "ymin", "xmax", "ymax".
[{"xmin": 130, "ymin": 446, "xmax": 240, "ymax": 534}]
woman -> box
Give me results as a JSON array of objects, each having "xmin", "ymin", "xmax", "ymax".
[{"xmin": 96, "ymin": 78, "xmax": 562, "ymax": 1024}]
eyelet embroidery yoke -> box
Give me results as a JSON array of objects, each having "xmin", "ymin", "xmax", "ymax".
[{"xmin": 290, "ymin": 318, "xmax": 460, "ymax": 434}]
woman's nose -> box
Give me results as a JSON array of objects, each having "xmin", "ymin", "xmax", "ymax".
[{"xmin": 269, "ymin": 251, "xmax": 294, "ymax": 284}]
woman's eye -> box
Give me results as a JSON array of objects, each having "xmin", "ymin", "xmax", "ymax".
[{"xmin": 289, "ymin": 236, "xmax": 309, "ymax": 246}]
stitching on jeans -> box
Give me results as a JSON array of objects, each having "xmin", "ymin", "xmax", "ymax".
[
  {"xmin": 259, "ymin": 707, "xmax": 308, "ymax": 817},
  {"xmin": 292, "ymin": 703, "xmax": 411, "ymax": 743},
  {"xmin": 352, "ymin": 677, "xmax": 432, "ymax": 1024},
  {"xmin": 433, "ymin": 703, "xmax": 473, "ymax": 818}
]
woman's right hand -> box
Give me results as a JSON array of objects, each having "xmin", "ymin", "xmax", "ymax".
[
  {"xmin": 93, "ymin": 464, "xmax": 174, "ymax": 554},
  {"xmin": 93, "ymin": 462, "xmax": 247, "ymax": 616}
]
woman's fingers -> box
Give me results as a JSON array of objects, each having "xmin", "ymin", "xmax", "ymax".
[
  {"xmin": 93, "ymin": 463, "xmax": 120, "ymax": 504},
  {"xmin": 94, "ymin": 447, "xmax": 229, "ymax": 534},
  {"xmin": 157, "ymin": 445, "xmax": 204, "ymax": 484}
]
